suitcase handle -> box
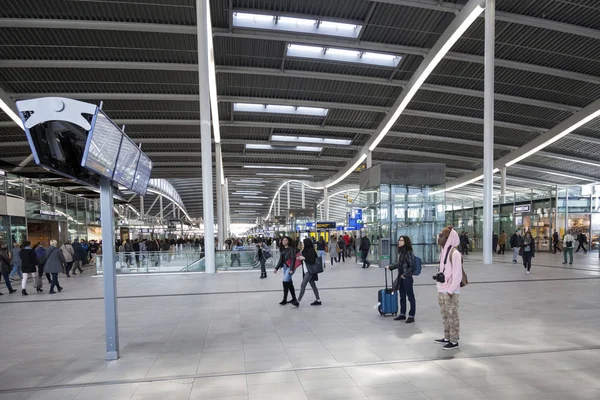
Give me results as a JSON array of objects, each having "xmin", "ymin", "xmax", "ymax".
[{"xmin": 385, "ymin": 267, "xmax": 394, "ymax": 290}]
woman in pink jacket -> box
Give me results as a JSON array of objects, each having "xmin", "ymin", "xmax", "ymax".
[{"xmin": 433, "ymin": 227, "xmax": 463, "ymax": 350}]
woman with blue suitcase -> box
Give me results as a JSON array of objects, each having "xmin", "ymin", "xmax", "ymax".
[{"xmin": 386, "ymin": 236, "xmax": 416, "ymax": 323}]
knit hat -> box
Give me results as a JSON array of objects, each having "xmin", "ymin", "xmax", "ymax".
[{"xmin": 441, "ymin": 226, "xmax": 453, "ymax": 239}]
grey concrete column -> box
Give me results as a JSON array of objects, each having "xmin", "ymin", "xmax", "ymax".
[
  {"xmin": 366, "ymin": 151, "xmax": 372, "ymax": 168},
  {"xmin": 565, "ymin": 185, "xmax": 569, "ymax": 232},
  {"xmin": 324, "ymin": 187, "xmax": 329, "ymax": 221},
  {"xmin": 287, "ymin": 182, "xmax": 290, "ymax": 213},
  {"xmin": 277, "ymin": 192, "xmax": 281, "ymax": 217},
  {"xmin": 140, "ymin": 196, "xmax": 144, "ymax": 216},
  {"xmin": 159, "ymin": 195, "xmax": 163, "ymax": 221},
  {"xmin": 224, "ymin": 178, "xmax": 230, "ymax": 238},
  {"xmin": 100, "ymin": 177, "xmax": 119, "ymax": 360},
  {"xmin": 196, "ymin": 0, "xmax": 216, "ymax": 273},
  {"xmin": 482, "ymin": 0, "xmax": 495, "ymax": 265},
  {"xmin": 215, "ymin": 143, "xmax": 224, "ymax": 247},
  {"xmin": 501, "ymin": 167, "xmax": 506, "ymax": 201},
  {"xmin": 301, "ymin": 183, "xmax": 305, "ymax": 209}
]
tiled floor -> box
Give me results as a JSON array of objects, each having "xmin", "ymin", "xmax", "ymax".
[{"xmin": 1, "ymin": 251, "xmax": 600, "ymax": 399}]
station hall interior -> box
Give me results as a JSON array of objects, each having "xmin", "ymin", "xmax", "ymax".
[{"xmin": 2, "ymin": 0, "xmax": 600, "ymax": 399}]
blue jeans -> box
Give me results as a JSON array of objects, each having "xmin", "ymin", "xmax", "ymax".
[
  {"xmin": 564, "ymin": 248, "xmax": 574, "ymax": 264},
  {"xmin": 9, "ymin": 265, "xmax": 22, "ymax": 279},
  {"xmin": 1, "ymin": 272, "xmax": 14, "ymax": 292},
  {"xmin": 399, "ymin": 275, "xmax": 416, "ymax": 317},
  {"xmin": 282, "ymin": 266, "xmax": 293, "ymax": 282}
]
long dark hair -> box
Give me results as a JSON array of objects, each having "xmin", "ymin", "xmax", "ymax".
[
  {"xmin": 303, "ymin": 238, "xmax": 314, "ymax": 251},
  {"xmin": 398, "ymin": 235, "xmax": 413, "ymax": 252},
  {"xmin": 281, "ymin": 236, "xmax": 294, "ymax": 249}
]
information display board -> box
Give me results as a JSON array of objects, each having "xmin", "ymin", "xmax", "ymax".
[
  {"xmin": 82, "ymin": 110, "xmax": 123, "ymax": 179},
  {"xmin": 131, "ymin": 153, "xmax": 152, "ymax": 196},
  {"xmin": 113, "ymin": 136, "xmax": 140, "ymax": 189}
]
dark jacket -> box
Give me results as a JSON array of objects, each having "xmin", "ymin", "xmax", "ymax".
[
  {"xmin": 20, "ymin": 248, "xmax": 38, "ymax": 273},
  {"xmin": 510, "ymin": 233, "xmax": 520, "ymax": 247},
  {"xmin": 72, "ymin": 242, "xmax": 85, "ymax": 261},
  {"xmin": 520, "ymin": 237, "xmax": 536, "ymax": 255},
  {"xmin": 275, "ymin": 247, "xmax": 296, "ymax": 272},
  {"xmin": 389, "ymin": 247, "xmax": 415, "ymax": 278},
  {"xmin": 0, "ymin": 248, "xmax": 11, "ymax": 274},
  {"xmin": 41, "ymin": 245, "xmax": 66, "ymax": 274},
  {"xmin": 301, "ymin": 247, "xmax": 318, "ymax": 265},
  {"xmin": 359, "ymin": 237, "xmax": 371, "ymax": 252},
  {"xmin": 132, "ymin": 242, "xmax": 140, "ymax": 252},
  {"xmin": 161, "ymin": 241, "xmax": 170, "ymax": 251},
  {"xmin": 337, "ymin": 238, "xmax": 345, "ymax": 251},
  {"xmin": 316, "ymin": 240, "xmax": 326, "ymax": 251},
  {"xmin": 89, "ymin": 242, "xmax": 100, "ymax": 253},
  {"xmin": 147, "ymin": 240, "xmax": 159, "ymax": 252}
]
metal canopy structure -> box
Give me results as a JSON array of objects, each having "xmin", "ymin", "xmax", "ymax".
[{"xmin": 1, "ymin": 0, "xmax": 600, "ymax": 223}]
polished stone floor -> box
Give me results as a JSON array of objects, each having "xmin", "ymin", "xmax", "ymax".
[{"xmin": 1, "ymin": 250, "xmax": 600, "ymax": 399}]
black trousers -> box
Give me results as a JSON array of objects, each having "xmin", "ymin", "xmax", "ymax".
[
  {"xmin": 399, "ymin": 275, "xmax": 416, "ymax": 317},
  {"xmin": 50, "ymin": 272, "xmax": 60, "ymax": 292},
  {"xmin": 498, "ymin": 244, "xmax": 506, "ymax": 255},
  {"xmin": 576, "ymin": 243, "xmax": 587, "ymax": 253},
  {"xmin": 259, "ymin": 259, "xmax": 266, "ymax": 275},
  {"xmin": 337, "ymin": 252, "xmax": 345, "ymax": 263},
  {"xmin": 361, "ymin": 251, "xmax": 370, "ymax": 268},
  {"xmin": 553, "ymin": 242, "xmax": 561, "ymax": 253},
  {"xmin": 522, "ymin": 252, "xmax": 533, "ymax": 271}
]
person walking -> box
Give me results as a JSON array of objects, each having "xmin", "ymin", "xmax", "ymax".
[
  {"xmin": 553, "ymin": 231, "xmax": 562, "ymax": 254},
  {"xmin": 386, "ymin": 236, "xmax": 416, "ymax": 323},
  {"xmin": 563, "ymin": 230, "xmax": 575, "ymax": 265},
  {"xmin": 20, "ymin": 241, "xmax": 39, "ymax": 295},
  {"xmin": 510, "ymin": 230, "xmax": 521, "ymax": 263},
  {"xmin": 434, "ymin": 226, "xmax": 463, "ymax": 350},
  {"xmin": 328, "ymin": 235, "xmax": 338, "ymax": 268},
  {"xmin": 576, "ymin": 230, "xmax": 588, "ymax": 254},
  {"xmin": 274, "ymin": 236, "xmax": 299, "ymax": 307},
  {"xmin": 521, "ymin": 232, "xmax": 535, "ymax": 275},
  {"xmin": 359, "ymin": 234, "xmax": 371, "ymax": 268},
  {"xmin": 498, "ymin": 230, "xmax": 507, "ymax": 255},
  {"xmin": 256, "ymin": 238, "xmax": 270, "ymax": 279},
  {"xmin": 132, "ymin": 239, "xmax": 140, "ymax": 267},
  {"xmin": 343, "ymin": 232, "xmax": 351, "ymax": 257},
  {"xmin": 41, "ymin": 240, "xmax": 65, "ymax": 294},
  {"xmin": 297, "ymin": 238, "xmax": 322, "ymax": 306},
  {"xmin": 492, "ymin": 232, "xmax": 498, "ymax": 255},
  {"xmin": 337, "ymin": 235, "xmax": 346, "ymax": 263},
  {"xmin": 9, "ymin": 242, "xmax": 22, "ymax": 281},
  {"xmin": 60, "ymin": 241, "xmax": 75, "ymax": 277},
  {"xmin": 123, "ymin": 240, "xmax": 133, "ymax": 266},
  {"xmin": 0, "ymin": 243, "xmax": 17, "ymax": 294},
  {"xmin": 316, "ymin": 236, "xmax": 327, "ymax": 269},
  {"xmin": 71, "ymin": 239, "xmax": 85, "ymax": 275}
]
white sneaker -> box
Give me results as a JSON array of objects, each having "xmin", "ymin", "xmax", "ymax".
[{"xmin": 527, "ymin": 271, "xmax": 530, "ymax": 275}]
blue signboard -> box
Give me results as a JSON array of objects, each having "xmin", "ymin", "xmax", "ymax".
[
  {"xmin": 306, "ymin": 222, "xmax": 316, "ymax": 229},
  {"xmin": 348, "ymin": 208, "xmax": 363, "ymax": 230}
]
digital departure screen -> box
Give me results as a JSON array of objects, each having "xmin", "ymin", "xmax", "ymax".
[
  {"xmin": 131, "ymin": 153, "xmax": 152, "ymax": 196},
  {"xmin": 82, "ymin": 110, "xmax": 122, "ymax": 179},
  {"xmin": 113, "ymin": 136, "xmax": 140, "ymax": 189}
]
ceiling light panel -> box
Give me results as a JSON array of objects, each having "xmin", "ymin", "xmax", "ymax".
[
  {"xmin": 287, "ymin": 44, "xmax": 402, "ymax": 67},
  {"xmin": 232, "ymin": 12, "xmax": 362, "ymax": 39},
  {"xmin": 256, "ymin": 173, "xmax": 314, "ymax": 178},
  {"xmin": 245, "ymin": 144, "xmax": 322, "ymax": 152},
  {"xmin": 271, "ymin": 134, "xmax": 352, "ymax": 146},
  {"xmin": 233, "ymin": 103, "xmax": 328, "ymax": 116},
  {"xmin": 243, "ymin": 165, "xmax": 309, "ymax": 170}
]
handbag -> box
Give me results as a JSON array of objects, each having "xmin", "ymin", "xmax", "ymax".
[{"xmin": 306, "ymin": 257, "xmax": 324, "ymax": 275}]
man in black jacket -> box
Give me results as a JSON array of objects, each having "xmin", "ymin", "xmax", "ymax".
[
  {"xmin": 576, "ymin": 231, "xmax": 588, "ymax": 253},
  {"xmin": 132, "ymin": 239, "xmax": 140, "ymax": 267},
  {"xmin": 509, "ymin": 230, "xmax": 521, "ymax": 264},
  {"xmin": 71, "ymin": 239, "xmax": 85, "ymax": 275},
  {"xmin": 359, "ymin": 235, "xmax": 371, "ymax": 269}
]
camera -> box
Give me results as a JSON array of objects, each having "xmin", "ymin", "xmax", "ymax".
[{"xmin": 432, "ymin": 272, "xmax": 445, "ymax": 283}]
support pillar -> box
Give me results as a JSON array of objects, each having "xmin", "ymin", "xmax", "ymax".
[
  {"xmin": 100, "ymin": 177, "xmax": 119, "ymax": 360},
  {"xmin": 500, "ymin": 167, "xmax": 506, "ymax": 202},
  {"xmin": 324, "ymin": 187, "xmax": 329, "ymax": 221},
  {"xmin": 224, "ymin": 178, "xmax": 230, "ymax": 238},
  {"xmin": 197, "ymin": 0, "xmax": 216, "ymax": 273},
  {"xmin": 215, "ymin": 143, "xmax": 224, "ymax": 248},
  {"xmin": 301, "ymin": 183, "xmax": 305, "ymax": 209},
  {"xmin": 366, "ymin": 151, "xmax": 372, "ymax": 169},
  {"xmin": 555, "ymin": 185, "xmax": 559, "ymax": 234},
  {"xmin": 140, "ymin": 196, "xmax": 144, "ymax": 216},
  {"xmin": 159, "ymin": 195, "xmax": 163, "ymax": 221},
  {"xmin": 287, "ymin": 182, "xmax": 290, "ymax": 213},
  {"xmin": 565, "ymin": 185, "xmax": 569, "ymax": 233},
  {"xmin": 482, "ymin": 0, "xmax": 495, "ymax": 265},
  {"xmin": 277, "ymin": 192, "xmax": 281, "ymax": 217}
]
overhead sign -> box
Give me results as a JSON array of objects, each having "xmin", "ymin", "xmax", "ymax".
[
  {"xmin": 306, "ymin": 222, "xmax": 316, "ymax": 229},
  {"xmin": 514, "ymin": 204, "xmax": 531, "ymax": 213},
  {"xmin": 316, "ymin": 221, "xmax": 336, "ymax": 230}
]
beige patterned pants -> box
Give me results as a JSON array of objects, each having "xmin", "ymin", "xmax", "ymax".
[{"xmin": 438, "ymin": 292, "xmax": 460, "ymax": 343}]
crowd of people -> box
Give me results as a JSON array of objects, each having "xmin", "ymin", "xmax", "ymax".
[{"xmin": 0, "ymin": 238, "xmax": 98, "ymax": 295}]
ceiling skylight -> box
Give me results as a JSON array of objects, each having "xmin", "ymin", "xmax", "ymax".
[
  {"xmin": 233, "ymin": 103, "xmax": 328, "ymax": 117},
  {"xmin": 271, "ymin": 134, "xmax": 352, "ymax": 146},
  {"xmin": 245, "ymin": 144, "xmax": 322, "ymax": 152},
  {"xmin": 244, "ymin": 165, "xmax": 309, "ymax": 171},
  {"xmin": 232, "ymin": 12, "xmax": 362, "ymax": 39},
  {"xmin": 286, "ymin": 44, "xmax": 402, "ymax": 67}
]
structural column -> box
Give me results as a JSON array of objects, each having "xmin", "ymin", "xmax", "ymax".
[
  {"xmin": 324, "ymin": 187, "xmax": 329, "ymax": 221},
  {"xmin": 565, "ymin": 185, "xmax": 569, "ymax": 232},
  {"xmin": 500, "ymin": 167, "xmax": 506, "ymax": 201},
  {"xmin": 224, "ymin": 178, "xmax": 230, "ymax": 238},
  {"xmin": 482, "ymin": 0, "xmax": 495, "ymax": 265},
  {"xmin": 159, "ymin": 195, "xmax": 163, "ymax": 220},
  {"xmin": 287, "ymin": 182, "xmax": 290, "ymax": 213},
  {"xmin": 301, "ymin": 183, "xmax": 305, "ymax": 209},
  {"xmin": 555, "ymin": 185, "xmax": 559, "ymax": 234},
  {"xmin": 140, "ymin": 196, "xmax": 144, "ymax": 216},
  {"xmin": 197, "ymin": 0, "xmax": 216, "ymax": 273},
  {"xmin": 366, "ymin": 151, "xmax": 372, "ymax": 169},
  {"xmin": 277, "ymin": 192, "xmax": 281, "ymax": 217},
  {"xmin": 215, "ymin": 143, "xmax": 225, "ymax": 248},
  {"xmin": 100, "ymin": 177, "xmax": 119, "ymax": 360}
]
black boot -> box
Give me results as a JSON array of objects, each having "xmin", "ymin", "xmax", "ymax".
[
  {"xmin": 289, "ymin": 282, "xmax": 299, "ymax": 307},
  {"xmin": 279, "ymin": 282, "xmax": 289, "ymax": 305},
  {"xmin": 22, "ymin": 289, "xmax": 28, "ymax": 296}
]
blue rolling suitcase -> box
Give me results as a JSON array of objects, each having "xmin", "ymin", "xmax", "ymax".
[{"xmin": 378, "ymin": 269, "xmax": 398, "ymax": 316}]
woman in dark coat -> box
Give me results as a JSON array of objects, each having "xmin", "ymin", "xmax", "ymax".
[
  {"xmin": 386, "ymin": 236, "xmax": 417, "ymax": 323},
  {"xmin": 521, "ymin": 231, "xmax": 536, "ymax": 275},
  {"xmin": 297, "ymin": 238, "xmax": 321, "ymax": 306},
  {"xmin": 20, "ymin": 240, "xmax": 39, "ymax": 295},
  {"xmin": 41, "ymin": 240, "xmax": 65, "ymax": 294},
  {"xmin": 274, "ymin": 236, "xmax": 299, "ymax": 307},
  {"xmin": 0, "ymin": 243, "xmax": 17, "ymax": 294}
]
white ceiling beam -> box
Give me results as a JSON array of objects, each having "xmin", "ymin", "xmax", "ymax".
[
  {"xmin": 369, "ymin": 0, "xmax": 600, "ymax": 40},
  {"xmin": 0, "ymin": 59, "xmax": 198, "ymax": 72}
]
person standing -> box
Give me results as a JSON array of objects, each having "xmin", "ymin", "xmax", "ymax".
[
  {"xmin": 492, "ymin": 232, "xmax": 498, "ymax": 255},
  {"xmin": 576, "ymin": 230, "xmax": 588, "ymax": 254},
  {"xmin": 386, "ymin": 236, "xmax": 416, "ymax": 323},
  {"xmin": 89, "ymin": 240, "xmax": 100, "ymax": 265},
  {"xmin": 41, "ymin": 240, "xmax": 65, "ymax": 294},
  {"xmin": 131, "ymin": 239, "xmax": 140, "ymax": 267},
  {"xmin": 9, "ymin": 242, "xmax": 22, "ymax": 281},
  {"xmin": 521, "ymin": 232, "xmax": 535, "ymax": 275},
  {"xmin": 359, "ymin": 234, "xmax": 371, "ymax": 268},
  {"xmin": 343, "ymin": 232, "xmax": 351, "ymax": 257},
  {"xmin": 337, "ymin": 235, "xmax": 346, "ymax": 263},
  {"xmin": 563, "ymin": 230, "xmax": 575, "ymax": 265},
  {"xmin": 297, "ymin": 238, "xmax": 321, "ymax": 306},
  {"xmin": 123, "ymin": 240, "xmax": 133, "ymax": 266},
  {"xmin": 553, "ymin": 231, "xmax": 562, "ymax": 254},
  {"xmin": 256, "ymin": 238, "xmax": 270, "ymax": 279},
  {"xmin": 60, "ymin": 241, "xmax": 75, "ymax": 277},
  {"xmin": 509, "ymin": 230, "xmax": 521, "ymax": 263},
  {"xmin": 71, "ymin": 239, "xmax": 85, "ymax": 275},
  {"xmin": 434, "ymin": 227, "xmax": 462, "ymax": 350},
  {"xmin": 274, "ymin": 236, "xmax": 299, "ymax": 307},
  {"xmin": 316, "ymin": 236, "xmax": 327, "ymax": 269},
  {"xmin": 0, "ymin": 243, "xmax": 17, "ymax": 294},
  {"xmin": 498, "ymin": 230, "xmax": 507, "ymax": 255},
  {"xmin": 20, "ymin": 241, "xmax": 39, "ymax": 295},
  {"xmin": 328, "ymin": 235, "xmax": 338, "ymax": 268}
]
